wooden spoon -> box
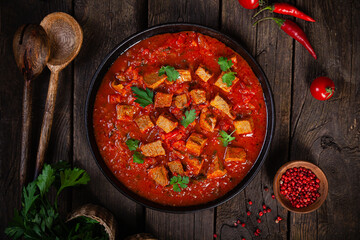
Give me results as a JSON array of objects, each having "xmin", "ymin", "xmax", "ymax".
[
  {"xmin": 13, "ymin": 24, "xmax": 50, "ymax": 188},
  {"xmin": 34, "ymin": 12, "xmax": 83, "ymax": 178}
]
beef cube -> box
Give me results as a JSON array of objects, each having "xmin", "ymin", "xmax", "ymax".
[
  {"xmin": 195, "ymin": 66, "xmax": 213, "ymax": 82},
  {"xmin": 199, "ymin": 108, "xmax": 216, "ymax": 132},
  {"xmin": 155, "ymin": 92, "xmax": 173, "ymax": 108},
  {"xmin": 225, "ymin": 147, "xmax": 246, "ymax": 162},
  {"xmin": 186, "ymin": 133, "xmax": 207, "ymax": 156},
  {"xmin": 141, "ymin": 140, "xmax": 166, "ymax": 157},
  {"xmin": 168, "ymin": 160, "xmax": 185, "ymax": 175},
  {"xmin": 190, "ymin": 89, "xmax": 207, "ymax": 105},
  {"xmin": 143, "ymin": 72, "xmax": 167, "ymax": 89},
  {"xmin": 135, "ymin": 115, "xmax": 154, "ymax": 133},
  {"xmin": 234, "ymin": 118, "xmax": 254, "ymax": 135},
  {"xmin": 156, "ymin": 114, "xmax": 178, "ymax": 133},
  {"xmin": 185, "ymin": 157, "xmax": 204, "ymax": 176},
  {"xmin": 148, "ymin": 166, "xmax": 169, "ymax": 186},
  {"xmin": 207, "ymin": 155, "xmax": 227, "ymax": 179},
  {"xmin": 116, "ymin": 105, "xmax": 135, "ymax": 121},
  {"xmin": 177, "ymin": 69, "xmax": 192, "ymax": 83},
  {"xmin": 210, "ymin": 95, "xmax": 235, "ymax": 119},
  {"xmin": 174, "ymin": 94, "xmax": 188, "ymax": 109},
  {"xmin": 214, "ymin": 72, "xmax": 239, "ymax": 92}
]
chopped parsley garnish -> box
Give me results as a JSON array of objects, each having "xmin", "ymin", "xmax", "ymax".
[
  {"xmin": 159, "ymin": 65, "xmax": 180, "ymax": 82},
  {"xmin": 170, "ymin": 175, "xmax": 189, "ymax": 192},
  {"xmin": 132, "ymin": 151, "xmax": 144, "ymax": 164},
  {"xmin": 131, "ymin": 86, "xmax": 154, "ymax": 107},
  {"xmin": 218, "ymin": 57, "xmax": 233, "ymax": 71},
  {"xmin": 126, "ymin": 138, "xmax": 140, "ymax": 151},
  {"xmin": 218, "ymin": 130, "xmax": 236, "ymax": 147},
  {"xmin": 218, "ymin": 57, "xmax": 237, "ymax": 87},
  {"xmin": 222, "ymin": 72, "xmax": 237, "ymax": 87},
  {"xmin": 126, "ymin": 138, "xmax": 144, "ymax": 164},
  {"xmin": 181, "ymin": 109, "xmax": 196, "ymax": 128}
]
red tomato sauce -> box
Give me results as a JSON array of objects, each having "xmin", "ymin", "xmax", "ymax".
[{"xmin": 93, "ymin": 32, "xmax": 267, "ymax": 206}]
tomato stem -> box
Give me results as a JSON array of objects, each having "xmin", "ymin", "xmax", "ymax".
[{"xmin": 325, "ymin": 87, "xmax": 334, "ymax": 99}]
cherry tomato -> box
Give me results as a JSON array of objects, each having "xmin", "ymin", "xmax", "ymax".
[
  {"xmin": 310, "ymin": 77, "xmax": 335, "ymax": 101},
  {"xmin": 238, "ymin": 0, "xmax": 260, "ymax": 9}
]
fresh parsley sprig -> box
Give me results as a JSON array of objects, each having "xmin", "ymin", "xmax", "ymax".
[
  {"xmin": 131, "ymin": 86, "xmax": 154, "ymax": 107},
  {"xmin": 170, "ymin": 175, "xmax": 190, "ymax": 192},
  {"xmin": 218, "ymin": 130, "xmax": 236, "ymax": 147},
  {"xmin": 126, "ymin": 138, "xmax": 144, "ymax": 164},
  {"xmin": 181, "ymin": 109, "xmax": 196, "ymax": 128},
  {"xmin": 218, "ymin": 57, "xmax": 237, "ymax": 87},
  {"xmin": 159, "ymin": 65, "xmax": 180, "ymax": 82},
  {"xmin": 4, "ymin": 163, "xmax": 109, "ymax": 240}
]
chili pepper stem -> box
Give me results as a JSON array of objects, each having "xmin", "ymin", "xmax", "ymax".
[
  {"xmin": 253, "ymin": 17, "xmax": 284, "ymax": 27},
  {"xmin": 253, "ymin": 6, "xmax": 274, "ymax": 18}
]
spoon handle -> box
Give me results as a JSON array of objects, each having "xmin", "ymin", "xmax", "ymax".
[
  {"xmin": 20, "ymin": 80, "xmax": 33, "ymax": 189},
  {"xmin": 34, "ymin": 70, "xmax": 59, "ymax": 178}
]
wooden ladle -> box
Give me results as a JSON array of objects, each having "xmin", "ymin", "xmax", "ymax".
[
  {"xmin": 13, "ymin": 24, "xmax": 50, "ymax": 188},
  {"xmin": 35, "ymin": 12, "xmax": 83, "ymax": 178}
]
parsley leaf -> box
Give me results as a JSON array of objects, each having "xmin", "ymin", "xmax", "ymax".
[
  {"xmin": 181, "ymin": 109, "xmax": 196, "ymax": 128},
  {"xmin": 36, "ymin": 164, "xmax": 55, "ymax": 197},
  {"xmin": 131, "ymin": 86, "xmax": 154, "ymax": 107},
  {"xmin": 126, "ymin": 138, "xmax": 140, "ymax": 151},
  {"xmin": 222, "ymin": 72, "xmax": 237, "ymax": 87},
  {"xmin": 23, "ymin": 182, "xmax": 39, "ymax": 215},
  {"xmin": 170, "ymin": 176, "xmax": 189, "ymax": 192},
  {"xmin": 218, "ymin": 57, "xmax": 233, "ymax": 71},
  {"xmin": 218, "ymin": 130, "xmax": 236, "ymax": 147},
  {"xmin": 159, "ymin": 65, "xmax": 180, "ymax": 82},
  {"xmin": 133, "ymin": 151, "xmax": 144, "ymax": 164}
]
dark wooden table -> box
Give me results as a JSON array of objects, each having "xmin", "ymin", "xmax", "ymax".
[{"xmin": 1, "ymin": 0, "xmax": 359, "ymax": 239}]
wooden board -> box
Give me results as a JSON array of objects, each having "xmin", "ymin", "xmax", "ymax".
[
  {"xmin": 290, "ymin": 0, "xmax": 360, "ymax": 239},
  {"xmin": 72, "ymin": 0, "xmax": 147, "ymax": 239}
]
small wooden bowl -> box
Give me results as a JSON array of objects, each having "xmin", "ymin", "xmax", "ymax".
[{"xmin": 273, "ymin": 161, "xmax": 328, "ymax": 213}]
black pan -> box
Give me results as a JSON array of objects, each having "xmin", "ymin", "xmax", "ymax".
[{"xmin": 85, "ymin": 23, "xmax": 275, "ymax": 213}]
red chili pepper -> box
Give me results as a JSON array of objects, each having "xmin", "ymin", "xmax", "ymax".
[
  {"xmin": 254, "ymin": 17, "xmax": 317, "ymax": 59},
  {"xmin": 254, "ymin": 3, "xmax": 315, "ymax": 22}
]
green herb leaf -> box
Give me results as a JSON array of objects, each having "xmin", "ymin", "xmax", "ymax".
[
  {"xmin": 4, "ymin": 210, "xmax": 24, "ymax": 239},
  {"xmin": 218, "ymin": 130, "xmax": 236, "ymax": 147},
  {"xmin": 126, "ymin": 138, "xmax": 140, "ymax": 151},
  {"xmin": 57, "ymin": 168, "xmax": 90, "ymax": 199},
  {"xmin": 159, "ymin": 66, "xmax": 180, "ymax": 82},
  {"xmin": 131, "ymin": 86, "xmax": 154, "ymax": 107},
  {"xmin": 218, "ymin": 57, "xmax": 233, "ymax": 71},
  {"xmin": 133, "ymin": 151, "xmax": 144, "ymax": 164},
  {"xmin": 181, "ymin": 109, "xmax": 196, "ymax": 128},
  {"xmin": 23, "ymin": 182, "xmax": 39, "ymax": 215},
  {"xmin": 170, "ymin": 176, "xmax": 189, "ymax": 192},
  {"xmin": 222, "ymin": 72, "xmax": 237, "ymax": 87},
  {"xmin": 36, "ymin": 164, "xmax": 55, "ymax": 197}
]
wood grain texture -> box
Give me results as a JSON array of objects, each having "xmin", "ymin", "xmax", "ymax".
[
  {"xmin": 146, "ymin": 1, "xmax": 219, "ymax": 239},
  {"xmin": 290, "ymin": 0, "xmax": 360, "ymax": 239},
  {"xmin": 72, "ymin": 0, "xmax": 147, "ymax": 239},
  {"xmin": 0, "ymin": 1, "xmax": 72, "ymax": 238},
  {"xmin": 216, "ymin": 0, "xmax": 293, "ymax": 239}
]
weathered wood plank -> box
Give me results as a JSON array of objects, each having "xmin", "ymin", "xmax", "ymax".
[
  {"xmin": 290, "ymin": 0, "xmax": 360, "ymax": 239},
  {"xmin": 146, "ymin": 1, "xmax": 219, "ymax": 239},
  {"xmin": 0, "ymin": 0, "xmax": 72, "ymax": 238},
  {"xmin": 216, "ymin": 0, "xmax": 293, "ymax": 239},
  {"xmin": 72, "ymin": 0, "xmax": 147, "ymax": 239}
]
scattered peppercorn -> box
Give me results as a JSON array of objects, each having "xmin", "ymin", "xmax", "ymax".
[
  {"xmin": 266, "ymin": 208, "xmax": 271, "ymax": 213},
  {"xmin": 214, "ymin": 233, "xmax": 217, "ymax": 238},
  {"xmin": 272, "ymin": 194, "xmax": 275, "ymax": 199},
  {"xmin": 257, "ymin": 218, "xmax": 261, "ymax": 223},
  {"xmin": 241, "ymin": 223, "xmax": 246, "ymax": 227},
  {"xmin": 237, "ymin": 220, "xmax": 241, "ymax": 224},
  {"xmin": 259, "ymin": 211, "xmax": 264, "ymax": 217},
  {"xmin": 234, "ymin": 222, "xmax": 238, "ymax": 226},
  {"xmin": 248, "ymin": 200, "xmax": 253, "ymax": 205},
  {"xmin": 262, "ymin": 204, "xmax": 267, "ymax": 210},
  {"xmin": 247, "ymin": 211, "xmax": 251, "ymax": 216},
  {"xmin": 264, "ymin": 186, "xmax": 269, "ymax": 191},
  {"xmin": 279, "ymin": 166, "xmax": 321, "ymax": 208},
  {"xmin": 242, "ymin": 238, "xmax": 246, "ymax": 240},
  {"xmin": 275, "ymin": 216, "xmax": 283, "ymax": 223}
]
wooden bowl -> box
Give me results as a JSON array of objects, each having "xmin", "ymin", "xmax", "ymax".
[{"xmin": 273, "ymin": 161, "xmax": 328, "ymax": 213}]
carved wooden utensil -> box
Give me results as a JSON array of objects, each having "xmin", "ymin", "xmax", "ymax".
[
  {"xmin": 34, "ymin": 12, "xmax": 83, "ymax": 178},
  {"xmin": 13, "ymin": 24, "xmax": 50, "ymax": 188}
]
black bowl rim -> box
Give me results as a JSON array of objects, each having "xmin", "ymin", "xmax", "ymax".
[{"xmin": 85, "ymin": 23, "xmax": 275, "ymax": 213}]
